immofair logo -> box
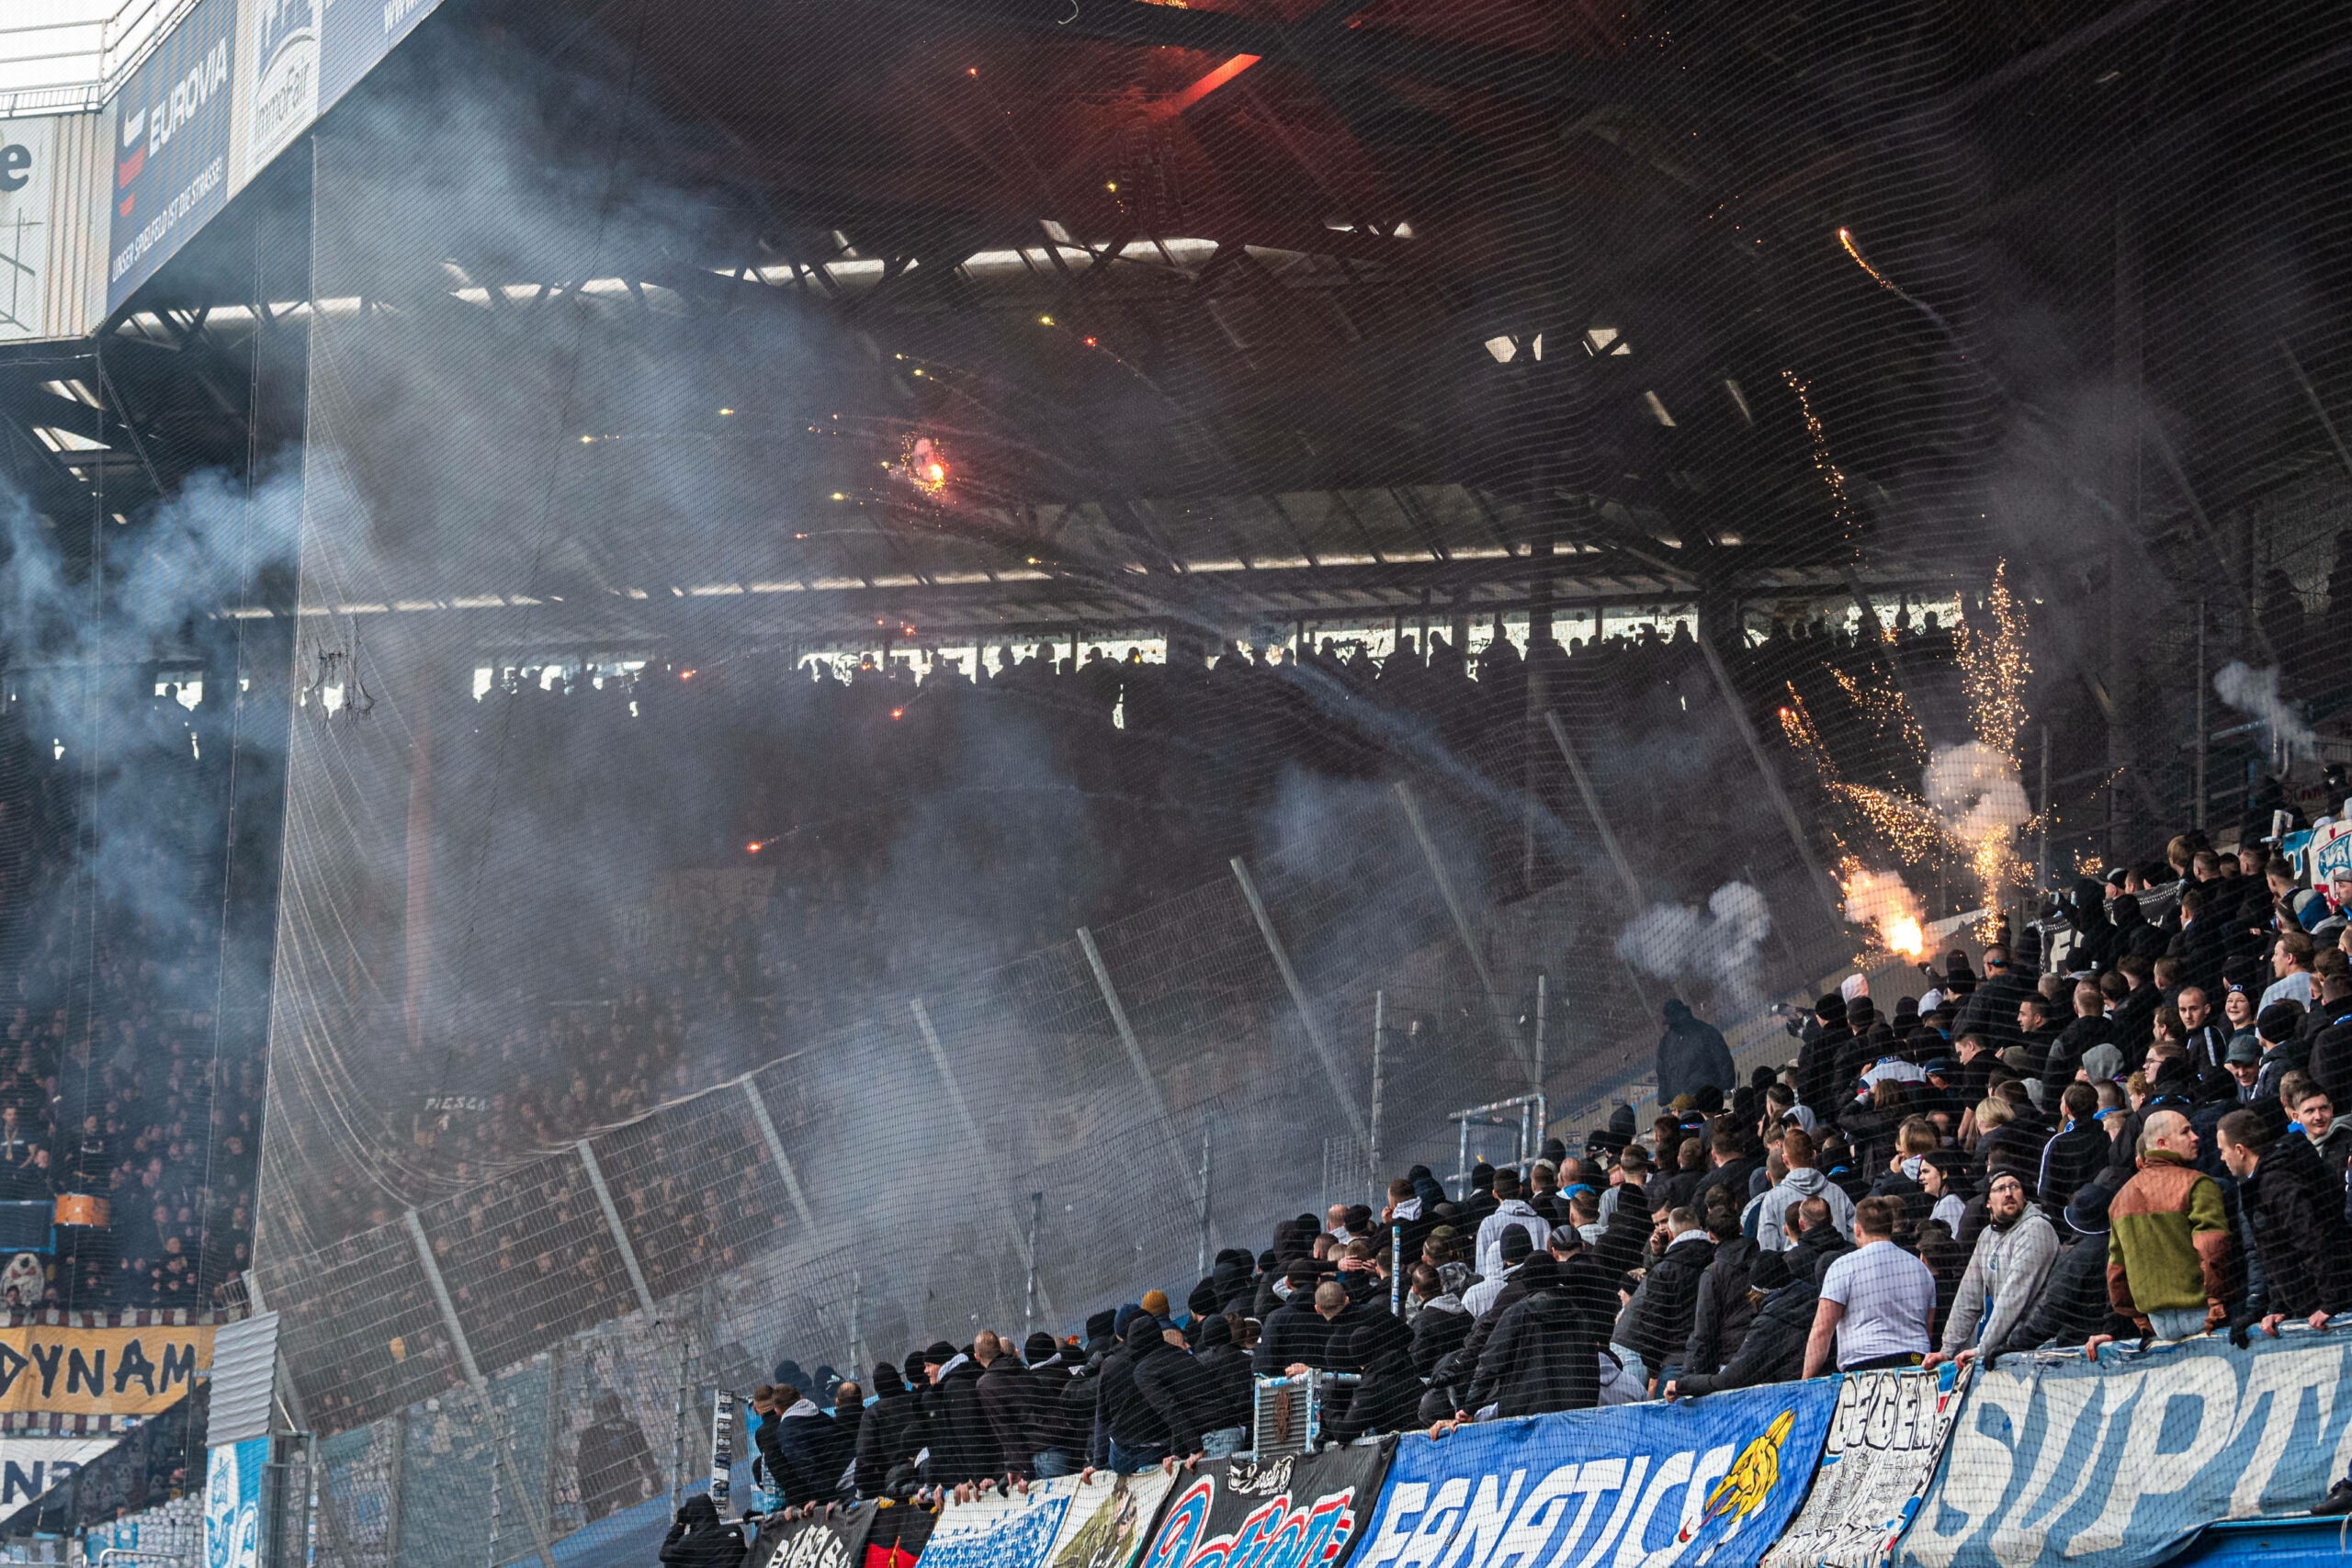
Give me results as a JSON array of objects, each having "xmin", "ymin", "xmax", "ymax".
[
  {"xmin": 1359, "ymin": 1407, "xmax": 1802, "ymax": 1568},
  {"xmin": 251, "ymin": 0, "xmax": 319, "ymax": 157},
  {"xmin": 1139, "ymin": 1473, "xmax": 1361, "ymax": 1568},
  {"xmin": 117, "ymin": 35, "xmax": 232, "ymax": 218}
]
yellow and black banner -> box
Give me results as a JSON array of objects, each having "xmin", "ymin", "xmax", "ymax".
[{"xmin": 0, "ymin": 1324, "xmax": 211, "ymax": 1416}]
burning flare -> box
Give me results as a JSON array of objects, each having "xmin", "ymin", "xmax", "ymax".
[{"xmin": 1844, "ymin": 865, "xmax": 1925, "ymax": 959}]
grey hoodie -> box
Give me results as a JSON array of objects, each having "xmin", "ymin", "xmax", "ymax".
[
  {"xmin": 1754, "ymin": 1167, "xmax": 1856, "ymax": 1251},
  {"xmin": 1941, "ymin": 1207, "xmax": 2060, "ymax": 1355}
]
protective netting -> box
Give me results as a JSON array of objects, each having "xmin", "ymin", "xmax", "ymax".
[{"xmin": 121, "ymin": 5, "xmax": 2352, "ymax": 1563}]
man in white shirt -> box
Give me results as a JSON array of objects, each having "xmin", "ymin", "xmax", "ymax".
[
  {"xmin": 1804, "ymin": 1196, "xmax": 1938, "ymax": 1374},
  {"xmin": 1474, "ymin": 1168, "xmax": 1552, "ymax": 1279}
]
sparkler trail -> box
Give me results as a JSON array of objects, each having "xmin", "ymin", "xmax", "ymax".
[
  {"xmin": 1957, "ymin": 562, "xmax": 2031, "ymax": 751},
  {"xmin": 1830, "ymin": 665, "xmax": 1926, "ymax": 759},
  {"xmin": 1781, "ymin": 370, "xmax": 1856, "ymax": 545},
  {"xmin": 1837, "ymin": 225, "xmax": 1967, "ymax": 349}
]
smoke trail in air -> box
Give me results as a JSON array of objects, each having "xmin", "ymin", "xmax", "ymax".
[{"xmin": 2212, "ymin": 661, "xmax": 2315, "ymax": 759}]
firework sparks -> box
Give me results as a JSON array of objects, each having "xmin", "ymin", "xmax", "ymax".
[
  {"xmin": 1831, "ymin": 783, "xmax": 1946, "ymax": 863},
  {"xmin": 1957, "ymin": 562, "xmax": 2030, "ymax": 752},
  {"xmin": 1837, "ymin": 226, "xmax": 1967, "ymax": 351},
  {"xmin": 1778, "ymin": 692, "xmax": 1838, "ymax": 787},
  {"xmin": 1830, "ymin": 665, "xmax": 1926, "ymax": 759},
  {"xmin": 900, "ymin": 434, "xmax": 950, "ymax": 496},
  {"xmin": 1781, "ymin": 370, "xmax": 1856, "ymax": 544},
  {"xmin": 1789, "ymin": 563, "xmax": 2041, "ymax": 938}
]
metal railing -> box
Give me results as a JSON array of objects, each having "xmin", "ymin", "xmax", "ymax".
[{"xmin": 1444, "ymin": 1092, "xmax": 1548, "ymax": 1195}]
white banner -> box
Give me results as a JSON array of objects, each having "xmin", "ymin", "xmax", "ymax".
[
  {"xmin": 1764, "ymin": 1364, "xmax": 1968, "ymax": 1568},
  {"xmin": 922, "ymin": 1470, "xmax": 1174, "ymax": 1568}
]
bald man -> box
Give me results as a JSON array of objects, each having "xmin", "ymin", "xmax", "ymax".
[{"xmin": 2104, "ymin": 1110, "xmax": 2233, "ymax": 1345}]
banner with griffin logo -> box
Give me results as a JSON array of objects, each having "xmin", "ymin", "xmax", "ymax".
[
  {"xmin": 1762, "ymin": 1365, "xmax": 1968, "ymax": 1568},
  {"xmin": 1353, "ymin": 1382, "xmax": 1838, "ymax": 1568},
  {"xmin": 1136, "ymin": 1443, "xmax": 1389, "ymax": 1568}
]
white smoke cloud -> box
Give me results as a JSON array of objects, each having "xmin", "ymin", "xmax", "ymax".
[
  {"xmin": 1616, "ymin": 880, "xmax": 1771, "ymax": 1000},
  {"xmin": 1922, "ymin": 740, "xmax": 2032, "ymax": 841},
  {"xmin": 2212, "ymin": 661, "xmax": 2316, "ymax": 759}
]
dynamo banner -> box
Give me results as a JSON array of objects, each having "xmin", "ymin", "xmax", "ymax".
[
  {"xmin": 920, "ymin": 1469, "xmax": 1174, "ymax": 1568},
  {"xmin": 1355, "ymin": 1382, "xmax": 1840, "ymax": 1568},
  {"xmin": 1763, "ymin": 1366, "xmax": 1967, "ymax": 1568},
  {"xmin": 1897, "ymin": 1332, "xmax": 2352, "ymax": 1568},
  {"xmin": 1138, "ymin": 1443, "xmax": 1391, "ymax": 1568}
]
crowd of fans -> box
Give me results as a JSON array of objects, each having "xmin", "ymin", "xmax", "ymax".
[
  {"xmin": 0, "ymin": 674, "xmax": 279, "ymax": 1314},
  {"xmin": 0, "ymin": 911, "xmax": 270, "ymax": 1310},
  {"xmin": 695, "ymin": 818, "xmax": 2352, "ymax": 1525}
]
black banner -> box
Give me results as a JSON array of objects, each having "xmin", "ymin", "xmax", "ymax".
[
  {"xmin": 749, "ymin": 1502, "xmax": 876, "ymax": 1568},
  {"xmin": 1136, "ymin": 1442, "xmax": 1392, "ymax": 1568}
]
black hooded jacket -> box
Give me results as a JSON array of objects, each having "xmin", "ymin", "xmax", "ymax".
[
  {"xmin": 977, "ymin": 1354, "xmax": 1040, "ymax": 1476},
  {"xmin": 1798, "ymin": 1024, "xmax": 1853, "ymax": 1120},
  {"xmin": 854, "ymin": 1382, "xmax": 922, "ymax": 1497},
  {"xmin": 1252, "ymin": 1297, "xmax": 1335, "ymax": 1375},
  {"xmin": 1657, "ymin": 1001, "xmax": 1736, "ymax": 1106},
  {"xmin": 2239, "ymin": 1133, "xmax": 2352, "ymax": 1319},
  {"xmin": 661, "ymin": 1500, "xmax": 747, "ymax": 1568},
  {"xmin": 922, "ymin": 1360, "xmax": 994, "ymax": 1484},
  {"xmin": 1126, "ymin": 1331, "xmax": 1227, "ymax": 1458},
  {"xmin": 1629, "ymin": 1235, "xmax": 1716, "ymax": 1373},
  {"xmin": 1675, "ymin": 1273, "xmax": 1817, "ymax": 1396},
  {"xmin": 1189, "ymin": 1317, "xmax": 1254, "ymax": 1433},
  {"xmin": 1679, "ymin": 1235, "xmax": 1758, "ymax": 1378},
  {"xmin": 1322, "ymin": 1317, "xmax": 1422, "ymax": 1443},
  {"xmin": 757, "ymin": 1403, "xmax": 854, "ymax": 1507},
  {"xmin": 1411, "ymin": 1295, "xmax": 1473, "ymax": 1378},
  {"xmin": 2041, "ymin": 1015, "xmax": 2111, "ymax": 1089},
  {"xmin": 1787, "ymin": 1222, "xmax": 1855, "ymax": 1287},
  {"xmin": 1023, "ymin": 1352, "xmax": 1088, "ymax": 1458},
  {"xmin": 1954, "ymin": 969, "xmax": 2039, "ymax": 1053},
  {"xmin": 1464, "ymin": 1277, "xmax": 1613, "ymax": 1417},
  {"xmin": 1211, "ymin": 1253, "xmax": 1256, "ymax": 1313}
]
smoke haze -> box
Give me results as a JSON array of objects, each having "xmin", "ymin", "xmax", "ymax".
[{"xmin": 1615, "ymin": 880, "xmax": 1771, "ymax": 1002}]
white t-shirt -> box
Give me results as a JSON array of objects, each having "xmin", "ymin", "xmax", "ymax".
[{"xmin": 1818, "ymin": 1241, "xmax": 1937, "ymax": 1367}]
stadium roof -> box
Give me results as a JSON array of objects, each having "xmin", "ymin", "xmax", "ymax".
[
  {"xmin": 0, "ymin": 0, "xmax": 193, "ymax": 116},
  {"xmin": 6, "ymin": 0, "xmax": 2352, "ymax": 649}
]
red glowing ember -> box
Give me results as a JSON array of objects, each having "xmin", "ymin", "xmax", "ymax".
[
  {"xmin": 681, "ymin": 670, "xmax": 697, "ymax": 681},
  {"xmin": 746, "ymin": 841, "xmax": 763, "ymax": 854},
  {"xmin": 890, "ymin": 707, "xmax": 904, "ymax": 720}
]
